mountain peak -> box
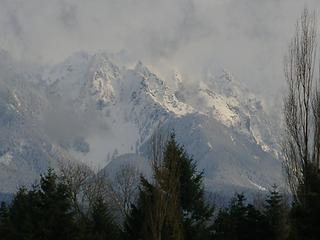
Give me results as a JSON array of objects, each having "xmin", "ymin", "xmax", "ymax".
[
  {"xmin": 0, "ymin": 51, "xmax": 282, "ymax": 194},
  {"xmin": 134, "ymin": 61, "xmax": 151, "ymax": 77}
]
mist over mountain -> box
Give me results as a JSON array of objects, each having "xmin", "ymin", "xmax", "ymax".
[
  {"xmin": 0, "ymin": 50, "xmax": 283, "ymax": 194},
  {"xmin": 1, "ymin": 0, "xmax": 320, "ymax": 98}
]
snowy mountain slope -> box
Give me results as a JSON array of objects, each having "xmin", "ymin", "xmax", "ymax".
[
  {"xmin": 174, "ymin": 69, "xmax": 279, "ymax": 156},
  {"xmin": 40, "ymin": 52, "xmax": 195, "ymax": 168},
  {"xmin": 159, "ymin": 114, "xmax": 281, "ymax": 192},
  {"xmin": 41, "ymin": 51, "xmax": 282, "ymax": 191},
  {"xmin": 0, "ymin": 50, "xmax": 283, "ymax": 194},
  {"xmin": 0, "ymin": 76, "xmax": 76, "ymax": 193}
]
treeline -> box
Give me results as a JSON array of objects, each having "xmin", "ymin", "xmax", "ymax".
[
  {"xmin": 0, "ymin": 169, "xmax": 120, "ymax": 240},
  {"xmin": 0, "ymin": 133, "xmax": 313, "ymax": 240}
]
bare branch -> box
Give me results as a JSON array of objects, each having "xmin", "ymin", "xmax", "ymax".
[{"xmin": 283, "ymin": 8, "xmax": 320, "ymax": 202}]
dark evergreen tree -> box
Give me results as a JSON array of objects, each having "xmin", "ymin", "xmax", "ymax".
[
  {"xmin": 0, "ymin": 169, "xmax": 77, "ymax": 240},
  {"xmin": 4, "ymin": 187, "xmax": 41, "ymax": 240},
  {"xmin": 0, "ymin": 201, "xmax": 8, "ymax": 220},
  {"xmin": 86, "ymin": 196, "xmax": 120, "ymax": 240},
  {"xmin": 36, "ymin": 169, "xmax": 78, "ymax": 240},
  {"xmin": 213, "ymin": 193, "xmax": 246, "ymax": 240},
  {"xmin": 0, "ymin": 168, "xmax": 122, "ymax": 240},
  {"xmin": 123, "ymin": 203, "xmax": 144, "ymax": 240},
  {"xmin": 289, "ymin": 165, "xmax": 320, "ymax": 240},
  {"xmin": 123, "ymin": 177, "xmax": 155, "ymax": 240},
  {"xmin": 124, "ymin": 133, "xmax": 213, "ymax": 240},
  {"xmin": 245, "ymin": 204, "xmax": 267, "ymax": 240},
  {"xmin": 0, "ymin": 201, "xmax": 10, "ymax": 239},
  {"xmin": 213, "ymin": 193, "xmax": 268, "ymax": 240},
  {"xmin": 264, "ymin": 186, "xmax": 289, "ymax": 240},
  {"xmin": 164, "ymin": 133, "xmax": 213, "ymax": 240}
]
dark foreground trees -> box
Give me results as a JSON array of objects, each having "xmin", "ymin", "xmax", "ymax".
[
  {"xmin": 264, "ymin": 186, "xmax": 290, "ymax": 240},
  {"xmin": 0, "ymin": 170, "xmax": 79, "ymax": 240},
  {"xmin": 123, "ymin": 134, "xmax": 291, "ymax": 240},
  {"xmin": 0, "ymin": 134, "xmax": 215, "ymax": 240},
  {"xmin": 212, "ymin": 188, "xmax": 289, "ymax": 240},
  {"xmin": 213, "ymin": 193, "xmax": 267, "ymax": 240},
  {"xmin": 0, "ymin": 169, "xmax": 120, "ymax": 240},
  {"xmin": 123, "ymin": 133, "xmax": 214, "ymax": 240},
  {"xmin": 0, "ymin": 133, "xmax": 304, "ymax": 240}
]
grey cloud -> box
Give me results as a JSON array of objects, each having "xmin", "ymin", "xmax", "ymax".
[
  {"xmin": 58, "ymin": 1, "xmax": 78, "ymax": 30},
  {"xmin": 0, "ymin": 0, "xmax": 320, "ymax": 98}
]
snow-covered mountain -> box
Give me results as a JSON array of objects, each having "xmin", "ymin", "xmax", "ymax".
[
  {"xmin": 0, "ymin": 51, "xmax": 283, "ymax": 195},
  {"xmin": 0, "ymin": 52, "xmax": 75, "ymax": 193}
]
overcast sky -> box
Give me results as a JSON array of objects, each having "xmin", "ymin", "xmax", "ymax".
[{"xmin": 0, "ymin": 0, "xmax": 320, "ymax": 95}]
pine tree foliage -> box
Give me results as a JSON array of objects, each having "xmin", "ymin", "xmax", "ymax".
[
  {"xmin": 0, "ymin": 170, "xmax": 77, "ymax": 240},
  {"xmin": 87, "ymin": 196, "xmax": 120, "ymax": 240},
  {"xmin": 0, "ymin": 201, "xmax": 10, "ymax": 239},
  {"xmin": 2, "ymin": 129, "xmax": 320, "ymax": 240},
  {"xmin": 0, "ymin": 169, "xmax": 120, "ymax": 240},
  {"xmin": 289, "ymin": 164, "xmax": 320, "ymax": 240},
  {"xmin": 37, "ymin": 169, "xmax": 77, "ymax": 240},
  {"xmin": 213, "ymin": 193, "xmax": 268, "ymax": 240},
  {"xmin": 264, "ymin": 185, "xmax": 289, "ymax": 240},
  {"xmin": 123, "ymin": 176, "xmax": 154, "ymax": 240},
  {"xmin": 124, "ymin": 133, "xmax": 213, "ymax": 240},
  {"xmin": 164, "ymin": 134, "xmax": 213, "ymax": 240}
]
